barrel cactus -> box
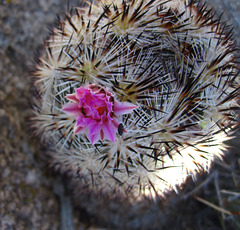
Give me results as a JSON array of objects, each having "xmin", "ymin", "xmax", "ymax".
[{"xmin": 32, "ymin": 0, "xmax": 239, "ymax": 198}]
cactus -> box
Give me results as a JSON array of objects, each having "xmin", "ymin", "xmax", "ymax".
[{"xmin": 32, "ymin": 0, "xmax": 239, "ymax": 198}]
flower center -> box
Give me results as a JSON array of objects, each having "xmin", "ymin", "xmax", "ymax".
[{"xmin": 95, "ymin": 106, "xmax": 106, "ymax": 115}]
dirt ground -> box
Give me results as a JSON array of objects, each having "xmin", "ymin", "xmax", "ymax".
[{"xmin": 0, "ymin": 0, "xmax": 240, "ymax": 229}]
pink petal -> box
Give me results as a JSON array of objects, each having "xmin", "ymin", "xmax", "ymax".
[
  {"xmin": 65, "ymin": 93, "xmax": 78, "ymax": 102},
  {"xmin": 62, "ymin": 103, "xmax": 80, "ymax": 115},
  {"xmin": 100, "ymin": 129, "xmax": 104, "ymax": 140},
  {"xmin": 114, "ymin": 101, "xmax": 138, "ymax": 115},
  {"xmin": 112, "ymin": 117, "xmax": 119, "ymax": 127},
  {"xmin": 75, "ymin": 87, "xmax": 86, "ymax": 99},
  {"xmin": 88, "ymin": 132, "xmax": 100, "ymax": 145},
  {"xmin": 88, "ymin": 123, "xmax": 102, "ymax": 136},
  {"xmin": 102, "ymin": 121, "xmax": 117, "ymax": 143},
  {"xmin": 88, "ymin": 123, "xmax": 103, "ymax": 144},
  {"xmin": 83, "ymin": 117, "xmax": 97, "ymax": 127},
  {"xmin": 74, "ymin": 125, "xmax": 85, "ymax": 134},
  {"xmin": 75, "ymin": 114, "xmax": 87, "ymax": 127}
]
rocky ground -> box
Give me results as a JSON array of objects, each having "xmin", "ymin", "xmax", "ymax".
[{"xmin": 0, "ymin": 0, "xmax": 240, "ymax": 229}]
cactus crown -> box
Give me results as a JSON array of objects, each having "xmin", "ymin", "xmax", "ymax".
[{"xmin": 32, "ymin": 0, "xmax": 239, "ymax": 198}]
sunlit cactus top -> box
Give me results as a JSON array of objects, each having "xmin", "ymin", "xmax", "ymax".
[{"xmin": 32, "ymin": 0, "xmax": 239, "ymax": 198}]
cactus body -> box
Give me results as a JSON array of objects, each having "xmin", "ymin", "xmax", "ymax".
[{"xmin": 33, "ymin": 0, "xmax": 239, "ymax": 198}]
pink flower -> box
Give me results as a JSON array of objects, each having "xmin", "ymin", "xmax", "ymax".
[{"xmin": 62, "ymin": 84, "xmax": 137, "ymax": 145}]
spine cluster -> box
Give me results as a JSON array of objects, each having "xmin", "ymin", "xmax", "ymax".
[{"xmin": 32, "ymin": 0, "xmax": 239, "ymax": 198}]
